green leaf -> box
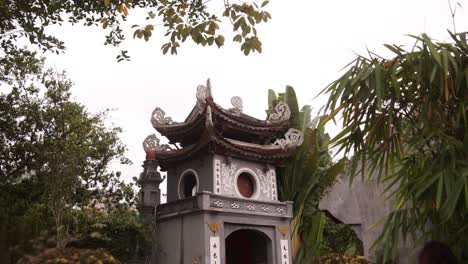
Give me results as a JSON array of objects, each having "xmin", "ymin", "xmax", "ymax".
[
  {"xmin": 233, "ymin": 35, "xmax": 242, "ymax": 43},
  {"xmin": 422, "ymin": 34, "xmax": 442, "ymax": 65},
  {"xmin": 374, "ymin": 63, "xmax": 384, "ymax": 110},
  {"xmin": 162, "ymin": 44, "xmax": 170, "ymax": 54},
  {"xmin": 215, "ymin": 35, "xmax": 225, "ymax": 48},
  {"xmin": 436, "ymin": 175, "xmax": 444, "ymax": 209}
]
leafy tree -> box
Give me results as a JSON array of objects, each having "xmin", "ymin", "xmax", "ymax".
[
  {"xmin": 0, "ymin": 0, "xmax": 272, "ymax": 60},
  {"xmin": 268, "ymin": 86, "xmax": 345, "ymax": 263},
  {"xmin": 67, "ymin": 207, "xmax": 152, "ymax": 262},
  {"xmin": 0, "ymin": 50, "xmax": 136, "ymax": 262},
  {"xmin": 321, "ymin": 32, "xmax": 468, "ymax": 262},
  {"xmin": 313, "ymin": 253, "xmax": 370, "ymax": 264},
  {"xmin": 321, "ymin": 217, "xmax": 364, "ymax": 256},
  {"xmin": 18, "ymin": 248, "xmax": 122, "ymax": 264}
]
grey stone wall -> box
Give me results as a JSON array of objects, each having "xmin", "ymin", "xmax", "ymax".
[
  {"xmin": 319, "ymin": 175, "xmax": 418, "ymax": 264},
  {"xmin": 212, "ymin": 154, "xmax": 278, "ymax": 201},
  {"xmin": 166, "ymin": 154, "xmax": 214, "ymax": 202},
  {"xmin": 156, "ymin": 192, "xmax": 293, "ymax": 264},
  {"xmin": 166, "ymin": 153, "xmax": 279, "ymax": 203}
]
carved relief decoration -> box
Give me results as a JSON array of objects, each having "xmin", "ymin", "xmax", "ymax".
[
  {"xmin": 220, "ymin": 162, "xmax": 237, "ymax": 195},
  {"xmin": 268, "ymin": 101, "xmax": 291, "ymax": 122},
  {"xmin": 256, "ymin": 169, "xmax": 277, "ymax": 200},
  {"xmin": 143, "ymin": 134, "xmax": 172, "ymax": 152},
  {"xmin": 151, "ymin": 107, "xmax": 174, "ymax": 127},
  {"xmin": 228, "ymin": 96, "xmax": 243, "ymax": 115},
  {"xmin": 278, "ymin": 226, "xmax": 289, "ymax": 237},
  {"xmin": 207, "ymin": 222, "xmax": 221, "ymax": 235},
  {"xmin": 273, "ymin": 128, "xmax": 304, "ymax": 149},
  {"xmin": 213, "ymin": 200, "xmax": 223, "ymax": 208}
]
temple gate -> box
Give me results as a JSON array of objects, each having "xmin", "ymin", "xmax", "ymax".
[{"xmin": 138, "ymin": 80, "xmax": 303, "ymax": 264}]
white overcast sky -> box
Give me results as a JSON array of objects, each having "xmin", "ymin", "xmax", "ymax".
[{"xmin": 44, "ymin": 0, "xmax": 468, "ymax": 190}]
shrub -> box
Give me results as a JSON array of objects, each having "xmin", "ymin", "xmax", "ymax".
[
  {"xmin": 315, "ymin": 253, "xmax": 370, "ymax": 264},
  {"xmin": 18, "ymin": 247, "xmax": 121, "ymax": 264}
]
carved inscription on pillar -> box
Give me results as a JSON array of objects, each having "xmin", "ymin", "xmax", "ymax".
[
  {"xmin": 210, "ymin": 236, "xmax": 221, "ymax": 264},
  {"xmin": 280, "ymin": 239, "xmax": 290, "ymax": 264},
  {"xmin": 214, "ymin": 159, "xmax": 221, "ymax": 194}
]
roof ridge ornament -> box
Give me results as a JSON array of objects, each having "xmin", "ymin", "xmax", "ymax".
[
  {"xmin": 151, "ymin": 107, "xmax": 174, "ymax": 127},
  {"xmin": 273, "ymin": 128, "xmax": 304, "ymax": 149},
  {"xmin": 267, "ymin": 101, "xmax": 291, "ymax": 123},
  {"xmin": 228, "ymin": 96, "xmax": 243, "ymax": 115},
  {"xmin": 196, "ymin": 78, "xmax": 212, "ymax": 108},
  {"xmin": 143, "ymin": 134, "xmax": 173, "ymax": 152}
]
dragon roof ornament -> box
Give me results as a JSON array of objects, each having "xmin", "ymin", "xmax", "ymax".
[
  {"xmin": 143, "ymin": 134, "xmax": 172, "ymax": 152},
  {"xmin": 151, "ymin": 107, "xmax": 174, "ymax": 127},
  {"xmin": 273, "ymin": 128, "xmax": 304, "ymax": 149},
  {"xmin": 268, "ymin": 101, "xmax": 291, "ymax": 123},
  {"xmin": 228, "ymin": 96, "xmax": 243, "ymax": 115},
  {"xmin": 196, "ymin": 79, "xmax": 212, "ymax": 108}
]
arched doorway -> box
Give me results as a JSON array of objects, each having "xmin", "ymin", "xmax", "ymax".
[{"xmin": 225, "ymin": 229, "xmax": 271, "ymax": 264}]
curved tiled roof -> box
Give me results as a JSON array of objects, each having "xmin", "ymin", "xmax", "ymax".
[{"xmin": 150, "ymin": 80, "xmax": 291, "ymax": 146}]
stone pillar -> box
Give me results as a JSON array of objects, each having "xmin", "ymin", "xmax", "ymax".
[
  {"xmin": 137, "ymin": 150, "xmax": 164, "ymax": 264},
  {"xmin": 137, "ymin": 150, "xmax": 164, "ymax": 223}
]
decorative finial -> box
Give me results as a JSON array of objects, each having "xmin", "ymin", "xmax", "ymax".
[
  {"xmin": 196, "ymin": 78, "xmax": 213, "ymax": 109},
  {"xmin": 206, "ymin": 78, "xmax": 212, "ymax": 92},
  {"xmin": 229, "ymin": 96, "xmax": 243, "ymax": 115},
  {"xmin": 143, "ymin": 134, "xmax": 172, "ymax": 153},
  {"xmin": 272, "ymin": 128, "xmax": 304, "ymax": 149},
  {"xmin": 268, "ymin": 101, "xmax": 291, "ymax": 123},
  {"xmin": 151, "ymin": 107, "xmax": 174, "ymax": 127}
]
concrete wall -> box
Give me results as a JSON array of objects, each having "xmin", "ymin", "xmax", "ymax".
[
  {"xmin": 156, "ymin": 192, "xmax": 293, "ymax": 264},
  {"xmin": 157, "ymin": 213, "xmax": 206, "ymax": 264},
  {"xmin": 213, "ymin": 154, "xmax": 278, "ymax": 201},
  {"xmin": 167, "ymin": 154, "xmax": 214, "ymax": 202},
  {"xmin": 157, "ymin": 210, "xmax": 291, "ymax": 264},
  {"xmin": 166, "ymin": 153, "xmax": 278, "ymax": 203},
  {"xmin": 319, "ymin": 175, "xmax": 417, "ymax": 264}
]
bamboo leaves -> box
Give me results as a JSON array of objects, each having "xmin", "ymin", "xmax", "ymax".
[
  {"xmin": 322, "ymin": 32, "xmax": 468, "ymax": 261},
  {"xmin": 269, "ymin": 87, "xmax": 343, "ymax": 263}
]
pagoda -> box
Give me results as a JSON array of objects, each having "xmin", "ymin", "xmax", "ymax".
[{"xmin": 138, "ymin": 80, "xmax": 303, "ymax": 264}]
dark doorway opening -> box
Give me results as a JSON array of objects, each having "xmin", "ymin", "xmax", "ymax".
[
  {"xmin": 179, "ymin": 172, "xmax": 197, "ymax": 198},
  {"xmin": 225, "ymin": 229, "xmax": 270, "ymax": 264}
]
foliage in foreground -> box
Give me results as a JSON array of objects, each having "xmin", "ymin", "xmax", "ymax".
[
  {"xmin": 321, "ymin": 31, "xmax": 468, "ymax": 262},
  {"xmin": 0, "ymin": 0, "xmax": 272, "ymax": 59},
  {"xmin": 68, "ymin": 208, "xmax": 152, "ymax": 262},
  {"xmin": 314, "ymin": 253, "xmax": 370, "ymax": 264},
  {"xmin": 0, "ymin": 49, "xmax": 138, "ymax": 263},
  {"xmin": 268, "ymin": 87, "xmax": 345, "ymax": 263},
  {"xmin": 18, "ymin": 248, "xmax": 121, "ymax": 264},
  {"xmin": 321, "ymin": 218, "xmax": 363, "ymax": 256}
]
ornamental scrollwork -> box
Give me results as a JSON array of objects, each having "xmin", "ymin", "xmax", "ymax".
[
  {"xmin": 273, "ymin": 128, "xmax": 304, "ymax": 149},
  {"xmin": 256, "ymin": 168, "xmax": 274, "ymax": 199},
  {"xmin": 142, "ymin": 134, "xmax": 172, "ymax": 152},
  {"xmin": 221, "ymin": 163, "xmax": 238, "ymax": 193},
  {"xmin": 228, "ymin": 96, "xmax": 243, "ymax": 115},
  {"xmin": 151, "ymin": 107, "xmax": 174, "ymax": 127},
  {"xmin": 196, "ymin": 79, "xmax": 212, "ymax": 108},
  {"xmin": 268, "ymin": 101, "xmax": 291, "ymax": 122}
]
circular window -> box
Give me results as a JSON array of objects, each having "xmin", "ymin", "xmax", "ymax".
[
  {"xmin": 237, "ymin": 172, "xmax": 255, "ymax": 198},
  {"xmin": 179, "ymin": 171, "xmax": 198, "ymax": 198}
]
